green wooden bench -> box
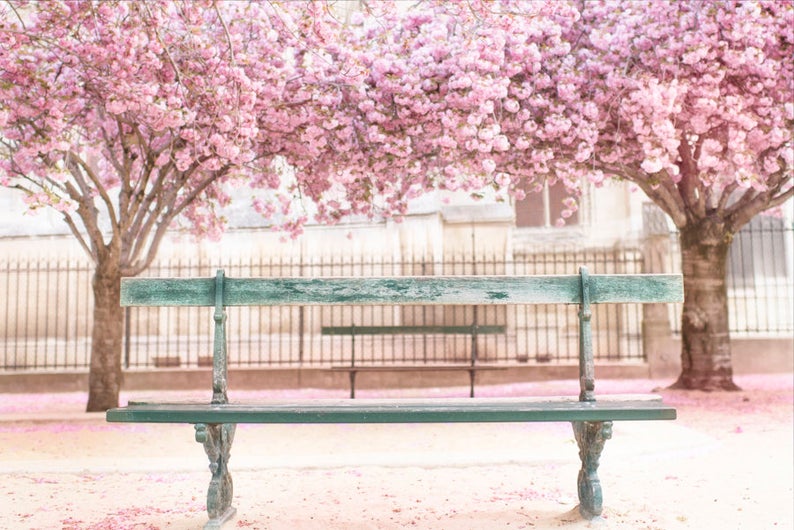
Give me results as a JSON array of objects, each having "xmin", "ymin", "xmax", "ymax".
[
  {"xmin": 322, "ymin": 323, "xmax": 507, "ymax": 398},
  {"xmin": 106, "ymin": 267, "xmax": 681, "ymax": 528}
]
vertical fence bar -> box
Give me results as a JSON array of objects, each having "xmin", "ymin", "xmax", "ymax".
[
  {"xmin": 124, "ymin": 307, "xmax": 131, "ymax": 369},
  {"xmin": 32, "ymin": 259, "xmax": 40, "ymax": 369},
  {"xmin": 12, "ymin": 260, "xmax": 20, "ymax": 367},
  {"xmin": 41, "ymin": 259, "xmax": 48, "ymax": 368},
  {"xmin": 2, "ymin": 261, "xmax": 7, "ymax": 368}
]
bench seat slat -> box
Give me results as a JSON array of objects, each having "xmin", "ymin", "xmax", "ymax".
[
  {"xmin": 107, "ymin": 397, "xmax": 676, "ymax": 424},
  {"xmin": 121, "ymin": 274, "xmax": 683, "ymax": 307}
]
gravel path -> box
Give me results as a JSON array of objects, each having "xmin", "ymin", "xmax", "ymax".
[{"xmin": 0, "ymin": 373, "xmax": 791, "ymax": 529}]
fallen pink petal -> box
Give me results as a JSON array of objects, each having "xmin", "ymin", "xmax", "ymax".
[{"xmin": 0, "ymin": 373, "xmax": 791, "ymax": 529}]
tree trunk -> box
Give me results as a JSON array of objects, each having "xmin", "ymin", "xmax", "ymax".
[
  {"xmin": 671, "ymin": 218, "xmax": 740, "ymax": 391},
  {"xmin": 86, "ymin": 257, "xmax": 124, "ymax": 412}
]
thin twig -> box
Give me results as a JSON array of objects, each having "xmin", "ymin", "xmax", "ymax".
[
  {"xmin": 139, "ymin": 2, "xmax": 184, "ymax": 87},
  {"xmin": 3, "ymin": 0, "xmax": 27, "ymax": 31}
]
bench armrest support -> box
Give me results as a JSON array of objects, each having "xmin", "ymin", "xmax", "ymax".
[
  {"xmin": 212, "ymin": 270, "xmax": 229, "ymax": 404},
  {"xmin": 578, "ymin": 267, "xmax": 595, "ymax": 402}
]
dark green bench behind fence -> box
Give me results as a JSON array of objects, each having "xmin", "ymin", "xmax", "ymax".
[
  {"xmin": 322, "ymin": 323, "xmax": 507, "ymax": 398},
  {"xmin": 107, "ymin": 267, "xmax": 682, "ymax": 528}
]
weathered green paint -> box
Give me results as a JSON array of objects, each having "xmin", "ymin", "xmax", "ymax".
[
  {"xmin": 195, "ymin": 423, "xmax": 236, "ymax": 529},
  {"xmin": 108, "ymin": 267, "xmax": 682, "ymax": 527},
  {"xmin": 212, "ymin": 271, "xmax": 229, "ymax": 405},
  {"xmin": 121, "ymin": 273, "xmax": 684, "ymax": 307},
  {"xmin": 573, "ymin": 421, "xmax": 613, "ymax": 518},
  {"xmin": 578, "ymin": 267, "xmax": 595, "ymax": 402},
  {"xmin": 321, "ymin": 324, "xmax": 507, "ymax": 335},
  {"xmin": 322, "ymin": 322, "xmax": 506, "ymax": 398},
  {"xmin": 107, "ymin": 397, "xmax": 675, "ymax": 424}
]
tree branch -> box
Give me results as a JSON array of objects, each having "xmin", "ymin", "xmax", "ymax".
[
  {"xmin": 60, "ymin": 210, "xmax": 96, "ymax": 263},
  {"xmin": 63, "ymin": 181, "xmax": 103, "ymax": 259},
  {"xmin": 126, "ymin": 157, "xmax": 174, "ymax": 251},
  {"xmin": 592, "ymin": 161, "xmax": 689, "ymax": 227},
  {"xmin": 677, "ymin": 137, "xmax": 706, "ymax": 218},
  {"xmin": 138, "ymin": 2, "xmax": 184, "ymax": 87},
  {"xmin": 213, "ymin": 1, "xmax": 235, "ymax": 65},
  {"xmin": 66, "ymin": 150, "xmax": 120, "ymax": 233},
  {"xmin": 3, "ymin": 0, "xmax": 27, "ymax": 30},
  {"xmin": 127, "ymin": 164, "xmax": 229, "ymax": 271},
  {"xmin": 726, "ymin": 176, "xmax": 793, "ymax": 232},
  {"xmin": 126, "ymin": 213, "xmax": 174, "ymax": 276},
  {"xmin": 716, "ymin": 181, "xmax": 739, "ymax": 213},
  {"xmin": 169, "ymin": 166, "xmax": 231, "ymax": 220},
  {"xmin": 126, "ymin": 159, "xmax": 200, "ymax": 267}
]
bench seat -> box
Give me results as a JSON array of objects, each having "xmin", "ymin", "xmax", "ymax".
[{"xmin": 107, "ymin": 395, "xmax": 675, "ymax": 424}]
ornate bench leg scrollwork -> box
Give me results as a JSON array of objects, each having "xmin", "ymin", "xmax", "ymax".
[
  {"xmin": 572, "ymin": 421, "xmax": 613, "ymax": 519},
  {"xmin": 195, "ymin": 423, "xmax": 237, "ymax": 529}
]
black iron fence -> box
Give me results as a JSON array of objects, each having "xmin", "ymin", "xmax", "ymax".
[
  {"xmin": 3, "ymin": 249, "xmax": 648, "ymax": 371},
  {"xmin": 1, "ymin": 259, "xmax": 94, "ymax": 370},
  {"xmin": 125, "ymin": 249, "xmax": 647, "ymax": 369},
  {"xmin": 648, "ymin": 211, "xmax": 794, "ymax": 337},
  {"xmin": 2, "ymin": 215, "xmax": 791, "ymax": 372}
]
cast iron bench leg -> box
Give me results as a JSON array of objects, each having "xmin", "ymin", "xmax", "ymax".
[
  {"xmin": 572, "ymin": 420, "xmax": 613, "ymax": 519},
  {"xmin": 195, "ymin": 423, "xmax": 237, "ymax": 529}
]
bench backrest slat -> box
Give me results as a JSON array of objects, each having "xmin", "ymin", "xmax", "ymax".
[{"xmin": 121, "ymin": 274, "xmax": 683, "ymax": 307}]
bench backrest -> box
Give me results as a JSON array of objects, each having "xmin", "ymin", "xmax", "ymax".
[
  {"xmin": 121, "ymin": 271, "xmax": 682, "ymax": 307},
  {"xmin": 121, "ymin": 268, "xmax": 683, "ymax": 404}
]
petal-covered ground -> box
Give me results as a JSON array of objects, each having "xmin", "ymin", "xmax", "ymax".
[{"xmin": 0, "ymin": 373, "xmax": 791, "ymax": 529}]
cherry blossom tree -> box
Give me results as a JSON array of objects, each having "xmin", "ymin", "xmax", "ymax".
[
  {"xmin": 0, "ymin": 1, "xmax": 375, "ymax": 411},
  {"xmin": 571, "ymin": 0, "xmax": 793, "ymax": 390},
  {"xmin": 309, "ymin": 0, "xmax": 792, "ymax": 390}
]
